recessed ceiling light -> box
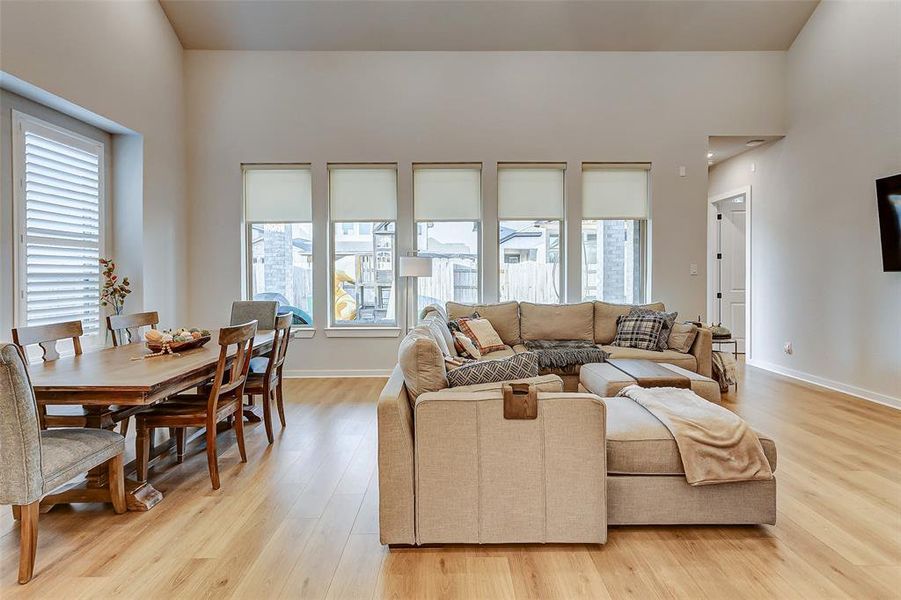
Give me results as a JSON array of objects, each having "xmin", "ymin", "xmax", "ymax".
[
  {"xmin": 746, "ymin": 139, "xmax": 766, "ymax": 147},
  {"xmin": 707, "ymin": 151, "xmax": 714, "ymax": 158}
]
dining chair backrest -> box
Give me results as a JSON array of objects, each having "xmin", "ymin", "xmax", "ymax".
[
  {"xmin": 0, "ymin": 343, "xmax": 43, "ymax": 506},
  {"xmin": 107, "ymin": 311, "xmax": 159, "ymax": 346},
  {"xmin": 207, "ymin": 321, "xmax": 258, "ymax": 415},
  {"xmin": 12, "ymin": 321, "xmax": 83, "ymax": 362},
  {"xmin": 262, "ymin": 313, "xmax": 293, "ymax": 385},
  {"xmin": 230, "ymin": 301, "xmax": 277, "ymax": 330}
]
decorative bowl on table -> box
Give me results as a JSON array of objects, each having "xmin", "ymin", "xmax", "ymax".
[{"xmin": 145, "ymin": 328, "xmax": 211, "ymax": 354}]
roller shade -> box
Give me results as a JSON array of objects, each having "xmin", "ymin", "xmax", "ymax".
[
  {"xmin": 413, "ymin": 165, "xmax": 481, "ymax": 221},
  {"xmin": 16, "ymin": 115, "xmax": 103, "ymax": 334},
  {"xmin": 244, "ymin": 167, "xmax": 312, "ymax": 222},
  {"xmin": 497, "ymin": 165, "xmax": 565, "ymax": 219},
  {"xmin": 582, "ymin": 165, "xmax": 649, "ymax": 219},
  {"xmin": 329, "ymin": 165, "xmax": 397, "ymax": 221}
]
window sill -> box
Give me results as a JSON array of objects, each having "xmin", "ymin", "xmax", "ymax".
[
  {"xmin": 291, "ymin": 328, "xmax": 316, "ymax": 339},
  {"xmin": 324, "ymin": 327, "xmax": 402, "ymax": 338}
]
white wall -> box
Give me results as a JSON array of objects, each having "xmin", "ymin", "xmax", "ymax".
[
  {"xmin": 0, "ymin": 0, "xmax": 187, "ymax": 326},
  {"xmin": 709, "ymin": 1, "xmax": 901, "ymax": 404},
  {"xmin": 184, "ymin": 51, "xmax": 786, "ymax": 374}
]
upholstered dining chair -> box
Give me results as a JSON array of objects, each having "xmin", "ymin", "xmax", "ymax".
[
  {"xmin": 242, "ymin": 312, "xmax": 293, "ymax": 443},
  {"xmin": 107, "ymin": 311, "xmax": 159, "ymax": 347},
  {"xmin": 0, "ymin": 343, "xmax": 127, "ymax": 584},
  {"xmin": 230, "ymin": 300, "xmax": 277, "ymax": 330},
  {"xmin": 135, "ymin": 321, "xmax": 258, "ymax": 490},
  {"xmin": 12, "ymin": 320, "xmax": 84, "ymax": 429}
]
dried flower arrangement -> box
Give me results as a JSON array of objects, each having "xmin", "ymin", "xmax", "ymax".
[{"xmin": 99, "ymin": 258, "xmax": 131, "ymax": 315}]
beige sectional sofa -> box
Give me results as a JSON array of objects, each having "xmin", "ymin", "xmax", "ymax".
[
  {"xmin": 378, "ymin": 301, "xmax": 776, "ymax": 546},
  {"xmin": 445, "ymin": 300, "xmax": 712, "ymax": 390}
]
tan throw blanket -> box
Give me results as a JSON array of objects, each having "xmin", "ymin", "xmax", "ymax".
[{"xmin": 617, "ymin": 385, "xmax": 773, "ymax": 486}]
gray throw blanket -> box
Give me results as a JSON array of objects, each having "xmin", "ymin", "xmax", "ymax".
[{"xmin": 522, "ymin": 340, "xmax": 607, "ymax": 370}]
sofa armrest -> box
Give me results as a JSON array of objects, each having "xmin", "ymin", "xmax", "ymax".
[
  {"xmin": 690, "ymin": 327, "xmax": 713, "ymax": 378},
  {"xmin": 413, "ymin": 391, "xmax": 607, "ymax": 544},
  {"xmin": 377, "ymin": 366, "xmax": 415, "ymax": 545}
]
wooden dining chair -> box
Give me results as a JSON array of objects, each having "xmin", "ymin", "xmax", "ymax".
[
  {"xmin": 0, "ymin": 343, "xmax": 127, "ymax": 584},
  {"xmin": 135, "ymin": 321, "xmax": 258, "ymax": 490},
  {"xmin": 107, "ymin": 311, "xmax": 159, "ymax": 346},
  {"xmin": 12, "ymin": 321, "xmax": 84, "ymax": 429},
  {"xmin": 243, "ymin": 313, "xmax": 293, "ymax": 443}
]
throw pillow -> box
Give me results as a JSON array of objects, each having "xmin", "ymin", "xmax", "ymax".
[
  {"xmin": 459, "ymin": 318, "xmax": 506, "ymax": 354},
  {"xmin": 453, "ymin": 331, "xmax": 482, "ymax": 359},
  {"xmin": 445, "ymin": 355, "xmax": 476, "ymax": 370},
  {"xmin": 611, "ymin": 313, "xmax": 666, "ymax": 351},
  {"xmin": 630, "ymin": 307, "xmax": 678, "ymax": 350},
  {"xmin": 447, "ymin": 312, "xmax": 480, "ymax": 334},
  {"xmin": 398, "ymin": 326, "xmax": 448, "ymax": 400},
  {"xmin": 667, "ymin": 322, "xmax": 699, "ymax": 354},
  {"xmin": 447, "ymin": 352, "xmax": 540, "ymax": 387}
]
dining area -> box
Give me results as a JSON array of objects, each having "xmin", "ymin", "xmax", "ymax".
[{"xmin": 1, "ymin": 301, "xmax": 294, "ymax": 584}]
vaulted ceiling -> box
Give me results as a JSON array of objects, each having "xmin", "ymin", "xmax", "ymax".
[{"xmin": 159, "ymin": 0, "xmax": 819, "ymax": 52}]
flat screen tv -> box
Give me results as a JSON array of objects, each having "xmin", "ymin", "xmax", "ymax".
[{"xmin": 876, "ymin": 173, "xmax": 901, "ymax": 272}]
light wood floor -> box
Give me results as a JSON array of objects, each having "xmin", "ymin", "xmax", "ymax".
[{"xmin": 2, "ymin": 362, "xmax": 899, "ymax": 598}]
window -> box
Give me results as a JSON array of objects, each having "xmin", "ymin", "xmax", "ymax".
[
  {"xmin": 244, "ymin": 166, "xmax": 314, "ymax": 325},
  {"xmin": 413, "ymin": 164, "xmax": 481, "ymax": 314},
  {"xmin": 12, "ymin": 112, "xmax": 105, "ymax": 337},
  {"xmin": 581, "ymin": 164, "xmax": 649, "ymax": 304},
  {"xmin": 329, "ymin": 165, "xmax": 397, "ymax": 326},
  {"xmin": 497, "ymin": 164, "xmax": 565, "ymax": 303}
]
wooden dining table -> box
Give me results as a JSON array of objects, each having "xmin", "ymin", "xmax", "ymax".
[{"xmin": 27, "ymin": 330, "xmax": 274, "ymax": 512}]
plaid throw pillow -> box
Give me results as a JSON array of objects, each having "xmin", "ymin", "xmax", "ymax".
[
  {"xmin": 629, "ymin": 308, "xmax": 678, "ymax": 350},
  {"xmin": 447, "ymin": 352, "xmax": 540, "ymax": 387},
  {"xmin": 447, "ymin": 312, "xmax": 480, "ymax": 334},
  {"xmin": 611, "ymin": 313, "xmax": 666, "ymax": 351}
]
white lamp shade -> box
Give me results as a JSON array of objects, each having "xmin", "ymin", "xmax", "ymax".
[{"xmin": 399, "ymin": 255, "xmax": 433, "ymax": 278}]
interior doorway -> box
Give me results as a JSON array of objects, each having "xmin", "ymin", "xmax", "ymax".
[{"xmin": 707, "ymin": 187, "xmax": 750, "ymax": 356}]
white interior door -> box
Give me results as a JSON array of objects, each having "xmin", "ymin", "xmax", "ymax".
[{"xmin": 716, "ymin": 194, "xmax": 747, "ymax": 353}]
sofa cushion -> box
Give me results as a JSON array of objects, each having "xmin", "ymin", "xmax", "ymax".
[
  {"xmin": 520, "ymin": 302, "xmax": 594, "ymax": 341},
  {"xmin": 41, "ymin": 428, "xmax": 125, "ymax": 493},
  {"xmin": 480, "ymin": 345, "xmax": 516, "ymax": 360},
  {"xmin": 398, "ymin": 326, "xmax": 448, "ymax": 400},
  {"xmin": 605, "ymin": 396, "xmax": 777, "ymax": 476},
  {"xmin": 594, "ymin": 301, "xmax": 665, "ymax": 344},
  {"xmin": 423, "ymin": 316, "xmax": 454, "ymax": 357},
  {"xmin": 600, "ymin": 345, "xmax": 698, "ymax": 372},
  {"xmin": 447, "ymin": 301, "xmax": 521, "ymax": 345},
  {"xmin": 447, "ymin": 352, "xmax": 539, "ymax": 387}
]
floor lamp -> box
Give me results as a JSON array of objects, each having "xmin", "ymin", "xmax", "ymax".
[{"xmin": 399, "ymin": 255, "xmax": 433, "ymax": 331}]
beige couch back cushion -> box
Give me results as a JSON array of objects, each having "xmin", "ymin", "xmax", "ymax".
[
  {"xmin": 520, "ymin": 302, "xmax": 595, "ymax": 341},
  {"xmin": 446, "ymin": 301, "xmax": 521, "ymax": 345},
  {"xmin": 594, "ymin": 301, "xmax": 666, "ymax": 344},
  {"xmin": 398, "ymin": 326, "xmax": 448, "ymax": 400}
]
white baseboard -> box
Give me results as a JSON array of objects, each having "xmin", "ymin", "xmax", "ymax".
[
  {"xmin": 284, "ymin": 369, "xmax": 392, "ymax": 378},
  {"xmin": 746, "ymin": 358, "xmax": 900, "ymax": 410}
]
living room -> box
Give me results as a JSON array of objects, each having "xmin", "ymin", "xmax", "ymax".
[{"xmin": 0, "ymin": 0, "xmax": 898, "ymax": 597}]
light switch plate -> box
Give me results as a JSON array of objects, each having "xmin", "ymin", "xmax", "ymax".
[
  {"xmin": 689, "ymin": 263, "xmax": 698, "ymax": 276},
  {"xmin": 679, "ymin": 166, "xmax": 687, "ymax": 177}
]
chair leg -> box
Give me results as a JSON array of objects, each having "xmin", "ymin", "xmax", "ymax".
[
  {"xmin": 107, "ymin": 454, "xmax": 127, "ymax": 514},
  {"xmin": 136, "ymin": 425, "xmax": 151, "ymax": 482},
  {"xmin": 205, "ymin": 425, "xmax": 220, "ymax": 490},
  {"xmin": 175, "ymin": 428, "xmax": 185, "ymax": 464},
  {"xmin": 119, "ymin": 417, "xmax": 130, "ymax": 438},
  {"xmin": 275, "ymin": 375, "xmax": 287, "ymax": 428},
  {"xmin": 18, "ymin": 501, "xmax": 39, "ymax": 584},
  {"xmin": 262, "ymin": 386, "xmax": 275, "ymax": 444},
  {"xmin": 234, "ymin": 404, "xmax": 248, "ymax": 462}
]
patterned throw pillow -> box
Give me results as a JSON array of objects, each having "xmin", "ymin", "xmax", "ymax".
[
  {"xmin": 447, "ymin": 352, "xmax": 540, "ymax": 387},
  {"xmin": 458, "ymin": 318, "xmax": 506, "ymax": 354},
  {"xmin": 453, "ymin": 331, "xmax": 482, "ymax": 359},
  {"xmin": 447, "ymin": 312, "xmax": 480, "ymax": 334},
  {"xmin": 629, "ymin": 308, "xmax": 678, "ymax": 350},
  {"xmin": 611, "ymin": 313, "xmax": 666, "ymax": 351}
]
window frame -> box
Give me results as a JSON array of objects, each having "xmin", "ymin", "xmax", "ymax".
[
  {"xmin": 11, "ymin": 110, "xmax": 107, "ymax": 342},
  {"xmin": 327, "ymin": 164, "xmax": 399, "ymax": 329},
  {"xmin": 242, "ymin": 163, "xmax": 315, "ymax": 330}
]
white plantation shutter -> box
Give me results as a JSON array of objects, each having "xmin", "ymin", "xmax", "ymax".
[{"xmin": 14, "ymin": 113, "xmax": 104, "ymax": 335}]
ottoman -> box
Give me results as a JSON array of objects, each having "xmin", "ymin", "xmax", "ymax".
[{"xmin": 579, "ymin": 362, "xmax": 721, "ymax": 403}]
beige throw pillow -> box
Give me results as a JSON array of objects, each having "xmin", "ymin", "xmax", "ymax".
[
  {"xmin": 459, "ymin": 318, "xmax": 506, "ymax": 354},
  {"xmin": 667, "ymin": 322, "xmax": 699, "ymax": 353},
  {"xmin": 453, "ymin": 331, "xmax": 482, "ymax": 359},
  {"xmin": 398, "ymin": 326, "xmax": 448, "ymax": 400}
]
